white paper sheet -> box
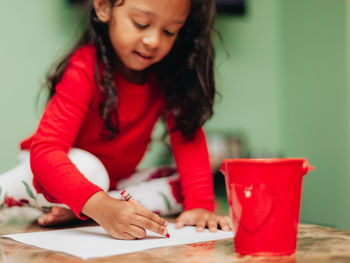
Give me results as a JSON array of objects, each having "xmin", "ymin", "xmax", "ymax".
[{"xmin": 3, "ymin": 223, "xmax": 234, "ymax": 259}]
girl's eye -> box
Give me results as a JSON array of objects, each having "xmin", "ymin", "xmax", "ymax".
[
  {"xmin": 134, "ymin": 21, "xmax": 149, "ymax": 29},
  {"xmin": 164, "ymin": 30, "xmax": 175, "ymax": 37}
]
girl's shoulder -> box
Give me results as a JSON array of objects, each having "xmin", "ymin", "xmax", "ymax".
[
  {"xmin": 56, "ymin": 44, "xmax": 99, "ymax": 105},
  {"xmin": 68, "ymin": 44, "xmax": 97, "ymax": 74}
]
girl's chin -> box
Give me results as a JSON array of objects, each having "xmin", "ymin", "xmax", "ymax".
[
  {"xmin": 117, "ymin": 63, "xmax": 146, "ymax": 73},
  {"xmin": 116, "ymin": 58, "xmax": 156, "ymax": 77},
  {"xmin": 122, "ymin": 60, "xmax": 152, "ymax": 71},
  {"xmin": 117, "ymin": 66, "xmax": 149, "ymax": 83}
]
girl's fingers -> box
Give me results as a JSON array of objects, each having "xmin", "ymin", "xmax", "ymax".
[
  {"xmin": 196, "ymin": 219, "xmax": 206, "ymax": 232},
  {"xmin": 133, "ymin": 214, "xmax": 168, "ymax": 236},
  {"xmin": 219, "ymin": 217, "xmax": 231, "ymax": 231},
  {"xmin": 219, "ymin": 216, "xmax": 233, "ymax": 231},
  {"xmin": 226, "ymin": 216, "xmax": 234, "ymax": 230},
  {"xmin": 135, "ymin": 205, "xmax": 168, "ymax": 227},
  {"xmin": 118, "ymin": 232, "xmax": 137, "ymax": 240},
  {"xmin": 207, "ymin": 218, "xmax": 218, "ymax": 232},
  {"xmin": 175, "ymin": 210, "xmax": 233, "ymax": 233},
  {"xmin": 126, "ymin": 224, "xmax": 147, "ymax": 239}
]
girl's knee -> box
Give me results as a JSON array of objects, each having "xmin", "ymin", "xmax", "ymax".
[{"xmin": 68, "ymin": 148, "xmax": 110, "ymax": 191}]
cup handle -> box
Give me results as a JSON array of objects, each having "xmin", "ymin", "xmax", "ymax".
[{"xmin": 302, "ymin": 160, "xmax": 315, "ymax": 175}]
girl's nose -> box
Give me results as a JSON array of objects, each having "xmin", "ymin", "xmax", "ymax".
[{"xmin": 142, "ymin": 31, "xmax": 160, "ymax": 50}]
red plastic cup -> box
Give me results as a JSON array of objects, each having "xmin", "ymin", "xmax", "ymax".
[{"xmin": 220, "ymin": 158, "xmax": 314, "ymax": 256}]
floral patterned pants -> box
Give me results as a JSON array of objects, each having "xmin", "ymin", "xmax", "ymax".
[{"xmin": 0, "ymin": 148, "xmax": 183, "ymax": 216}]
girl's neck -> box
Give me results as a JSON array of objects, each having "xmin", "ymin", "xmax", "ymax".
[{"xmin": 116, "ymin": 62, "xmax": 148, "ymax": 85}]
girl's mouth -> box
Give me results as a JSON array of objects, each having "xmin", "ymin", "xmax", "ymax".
[{"xmin": 134, "ymin": 51, "xmax": 153, "ymax": 60}]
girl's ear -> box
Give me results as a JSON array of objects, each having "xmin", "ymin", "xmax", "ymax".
[{"xmin": 93, "ymin": 0, "xmax": 112, "ymax": 23}]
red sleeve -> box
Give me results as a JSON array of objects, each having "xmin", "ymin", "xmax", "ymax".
[
  {"xmin": 167, "ymin": 115, "xmax": 215, "ymax": 212},
  {"xmin": 30, "ymin": 50, "xmax": 102, "ymax": 219}
]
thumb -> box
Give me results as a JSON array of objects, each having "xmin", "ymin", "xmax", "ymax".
[{"xmin": 175, "ymin": 212, "xmax": 193, "ymax": 229}]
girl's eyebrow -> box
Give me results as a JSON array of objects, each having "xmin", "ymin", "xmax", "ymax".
[{"xmin": 130, "ymin": 6, "xmax": 185, "ymax": 25}]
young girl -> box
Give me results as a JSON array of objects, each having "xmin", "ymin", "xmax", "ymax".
[{"xmin": 0, "ymin": 0, "xmax": 232, "ymax": 239}]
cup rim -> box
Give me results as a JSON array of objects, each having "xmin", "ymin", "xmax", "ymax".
[{"xmin": 222, "ymin": 158, "xmax": 307, "ymax": 164}]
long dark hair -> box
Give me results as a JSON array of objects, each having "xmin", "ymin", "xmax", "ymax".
[{"xmin": 46, "ymin": 0, "xmax": 216, "ymax": 139}]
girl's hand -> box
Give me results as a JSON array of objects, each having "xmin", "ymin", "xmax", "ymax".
[
  {"xmin": 82, "ymin": 191, "xmax": 169, "ymax": 240},
  {"xmin": 175, "ymin": 208, "xmax": 233, "ymax": 232}
]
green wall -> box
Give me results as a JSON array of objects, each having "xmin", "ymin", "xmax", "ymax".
[
  {"xmin": 209, "ymin": 0, "xmax": 281, "ymax": 156},
  {"xmin": 0, "ymin": 1, "xmax": 85, "ymax": 172},
  {"xmin": 279, "ymin": 0, "xmax": 350, "ymax": 228},
  {"xmin": 1, "ymin": 0, "xmax": 350, "ymax": 229}
]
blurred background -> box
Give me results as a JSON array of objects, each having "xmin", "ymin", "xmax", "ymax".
[{"xmin": 1, "ymin": 0, "xmax": 350, "ymax": 229}]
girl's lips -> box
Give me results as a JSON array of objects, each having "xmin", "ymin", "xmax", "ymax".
[{"xmin": 134, "ymin": 51, "xmax": 153, "ymax": 60}]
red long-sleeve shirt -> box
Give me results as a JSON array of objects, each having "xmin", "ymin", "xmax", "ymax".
[{"xmin": 21, "ymin": 45, "xmax": 214, "ymax": 219}]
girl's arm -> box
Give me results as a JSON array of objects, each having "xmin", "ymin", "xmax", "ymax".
[
  {"xmin": 30, "ymin": 54, "xmax": 101, "ymax": 219},
  {"xmin": 167, "ymin": 115, "xmax": 232, "ymax": 232},
  {"xmin": 168, "ymin": 125, "xmax": 215, "ymax": 212}
]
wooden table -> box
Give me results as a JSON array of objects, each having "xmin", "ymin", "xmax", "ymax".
[{"xmin": 1, "ymin": 218, "xmax": 350, "ymax": 263}]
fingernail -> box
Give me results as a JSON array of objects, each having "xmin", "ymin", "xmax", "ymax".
[
  {"xmin": 164, "ymin": 221, "xmax": 168, "ymax": 227},
  {"xmin": 163, "ymin": 229, "xmax": 168, "ymax": 236},
  {"xmin": 223, "ymin": 226, "xmax": 229, "ymax": 231}
]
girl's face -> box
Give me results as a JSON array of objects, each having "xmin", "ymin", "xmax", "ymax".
[{"xmin": 95, "ymin": 0, "xmax": 190, "ymax": 81}]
